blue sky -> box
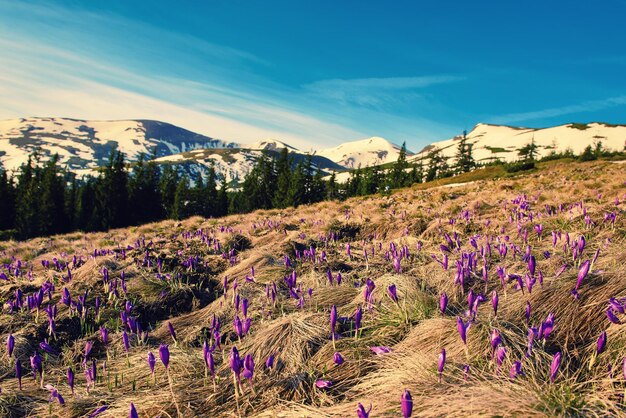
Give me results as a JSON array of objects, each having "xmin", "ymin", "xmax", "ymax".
[{"xmin": 1, "ymin": 0, "xmax": 626, "ymax": 150}]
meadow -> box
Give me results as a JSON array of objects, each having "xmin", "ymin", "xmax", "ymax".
[{"xmin": 0, "ymin": 160, "xmax": 625, "ymax": 417}]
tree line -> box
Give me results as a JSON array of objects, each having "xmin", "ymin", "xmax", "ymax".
[{"xmin": 1, "ymin": 136, "xmax": 623, "ymax": 240}]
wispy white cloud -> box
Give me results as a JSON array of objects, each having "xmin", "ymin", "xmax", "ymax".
[
  {"xmin": 304, "ymin": 75, "xmax": 464, "ymax": 107},
  {"xmin": 491, "ymin": 95, "xmax": 626, "ymax": 124},
  {"xmin": 0, "ymin": 1, "xmax": 458, "ymax": 149}
]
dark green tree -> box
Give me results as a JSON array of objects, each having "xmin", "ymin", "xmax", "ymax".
[
  {"xmin": 272, "ymin": 148, "xmax": 292, "ymax": 208},
  {"xmin": 0, "ymin": 167, "xmax": 16, "ymax": 231},
  {"xmin": 389, "ymin": 141, "xmax": 409, "ymax": 188},
  {"xmin": 455, "ymin": 132, "xmax": 476, "ymax": 174},
  {"xmin": 518, "ymin": 139, "xmax": 539, "ymax": 161}
]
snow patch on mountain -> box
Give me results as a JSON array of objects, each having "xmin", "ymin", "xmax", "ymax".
[
  {"xmin": 317, "ymin": 136, "xmax": 412, "ymax": 169},
  {"xmin": 411, "ymin": 122, "xmax": 626, "ymax": 164}
]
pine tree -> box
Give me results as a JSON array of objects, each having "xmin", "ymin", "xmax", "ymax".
[
  {"xmin": 159, "ymin": 165, "xmax": 179, "ymax": 218},
  {"xmin": 205, "ymin": 165, "xmax": 218, "ymax": 217},
  {"xmin": 326, "ymin": 172, "xmax": 338, "ymax": 200},
  {"xmin": 216, "ymin": 179, "xmax": 229, "ymax": 217},
  {"xmin": 390, "ymin": 141, "xmax": 409, "ymax": 188},
  {"xmin": 76, "ymin": 178, "xmax": 98, "ymax": 231},
  {"xmin": 173, "ymin": 176, "xmax": 190, "ymax": 220},
  {"xmin": 272, "ymin": 147, "xmax": 292, "ymax": 208},
  {"xmin": 287, "ymin": 159, "xmax": 308, "ymax": 207},
  {"xmin": 518, "ymin": 139, "xmax": 538, "ymax": 161},
  {"xmin": 14, "ymin": 155, "xmax": 39, "ymax": 239},
  {"xmin": 310, "ymin": 168, "xmax": 326, "ymax": 203},
  {"xmin": 0, "ymin": 167, "xmax": 15, "ymax": 231},
  {"xmin": 38, "ymin": 155, "xmax": 68, "ymax": 236},
  {"xmin": 455, "ymin": 132, "xmax": 476, "ymax": 174},
  {"xmin": 425, "ymin": 151, "xmax": 442, "ymax": 182},
  {"xmin": 129, "ymin": 153, "xmax": 162, "ymax": 225},
  {"xmin": 95, "ymin": 150, "xmax": 129, "ymax": 230}
]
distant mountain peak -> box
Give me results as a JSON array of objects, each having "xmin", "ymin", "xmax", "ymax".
[{"xmin": 317, "ymin": 136, "xmax": 412, "ymax": 169}]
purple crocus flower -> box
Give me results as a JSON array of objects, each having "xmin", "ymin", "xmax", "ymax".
[
  {"xmin": 597, "ymin": 331, "xmax": 607, "ymax": 355},
  {"xmin": 159, "ymin": 344, "xmax": 170, "ymax": 369},
  {"xmin": 491, "ymin": 291, "xmax": 498, "ymax": 316},
  {"xmin": 575, "ymin": 260, "xmax": 591, "ymax": 291},
  {"xmin": 7, "ymin": 334, "xmax": 15, "ymax": 357},
  {"xmin": 490, "ymin": 329, "xmax": 502, "ymax": 350},
  {"xmin": 333, "ymin": 352, "xmax": 345, "ymax": 366},
  {"xmin": 510, "ymin": 361, "xmax": 523, "ymax": 379},
  {"xmin": 463, "ymin": 364, "xmax": 470, "ymax": 381},
  {"xmin": 167, "ymin": 321, "xmax": 177, "ymax": 343},
  {"xmin": 99, "ymin": 327, "xmax": 108, "ymax": 346},
  {"xmin": 242, "ymin": 353, "xmax": 255, "ymax": 380},
  {"xmin": 401, "ymin": 389, "xmax": 413, "ymax": 418},
  {"xmin": 67, "ymin": 367, "xmax": 75, "ymax": 394},
  {"xmin": 438, "ymin": 348, "xmax": 446, "ymax": 382},
  {"xmin": 354, "ymin": 306, "xmax": 363, "ymax": 337},
  {"xmin": 370, "ymin": 346, "xmax": 392, "ymax": 355},
  {"xmin": 230, "ymin": 347, "xmax": 242, "ymax": 379},
  {"xmin": 496, "ymin": 346, "xmax": 506, "ymax": 370},
  {"xmin": 315, "ymin": 379, "xmax": 333, "ymax": 388},
  {"xmin": 84, "ymin": 341, "xmax": 93, "ymax": 361},
  {"xmin": 550, "ymin": 352, "xmax": 561, "ymax": 383},
  {"xmin": 30, "ymin": 351, "xmax": 43, "ymax": 380},
  {"xmin": 607, "ymin": 309, "xmax": 621, "ymax": 324},
  {"xmin": 388, "ymin": 284, "xmax": 399, "ymax": 304},
  {"xmin": 45, "ymin": 384, "xmax": 65, "ymax": 405},
  {"xmin": 129, "ymin": 403, "xmax": 139, "ymax": 418},
  {"xmin": 266, "ymin": 354, "xmax": 275, "ymax": 369},
  {"xmin": 15, "ymin": 359, "xmax": 22, "ymax": 390},
  {"xmin": 122, "ymin": 331, "xmax": 130, "ymax": 353},
  {"xmin": 457, "ymin": 317, "xmax": 468, "ymax": 344},
  {"xmin": 439, "ymin": 293, "xmax": 448, "ymax": 315},
  {"xmin": 525, "ymin": 302, "xmax": 531, "ymax": 323},
  {"xmin": 330, "ymin": 305, "xmax": 338, "ymax": 336},
  {"xmin": 357, "ymin": 403, "xmax": 372, "ymax": 418},
  {"xmin": 88, "ymin": 406, "xmax": 109, "ymax": 417},
  {"xmin": 147, "ymin": 351, "xmax": 156, "ymax": 374}
]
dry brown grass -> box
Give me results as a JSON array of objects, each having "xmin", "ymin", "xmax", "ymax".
[{"xmin": 0, "ymin": 161, "xmax": 625, "ymax": 417}]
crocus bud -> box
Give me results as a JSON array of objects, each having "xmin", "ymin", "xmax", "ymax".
[
  {"xmin": 439, "ymin": 293, "xmax": 448, "ymax": 315},
  {"xmin": 159, "ymin": 344, "xmax": 170, "ymax": 369},
  {"xmin": 7, "ymin": 334, "xmax": 15, "ymax": 357},
  {"xmin": 401, "ymin": 389, "xmax": 413, "ymax": 417},
  {"xmin": 67, "ymin": 367, "xmax": 74, "ymax": 394},
  {"xmin": 438, "ymin": 348, "xmax": 446, "ymax": 382},
  {"xmin": 147, "ymin": 351, "xmax": 156, "ymax": 374},
  {"xmin": 550, "ymin": 352, "xmax": 561, "ymax": 383},
  {"xmin": 333, "ymin": 352, "xmax": 345, "ymax": 366}
]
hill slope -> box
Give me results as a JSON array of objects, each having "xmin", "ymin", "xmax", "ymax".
[
  {"xmin": 0, "ymin": 160, "xmax": 625, "ymax": 417},
  {"xmin": 412, "ymin": 122, "xmax": 626, "ymax": 164}
]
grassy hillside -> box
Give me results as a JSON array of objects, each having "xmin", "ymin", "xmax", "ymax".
[{"xmin": 0, "ymin": 160, "xmax": 625, "ymax": 417}]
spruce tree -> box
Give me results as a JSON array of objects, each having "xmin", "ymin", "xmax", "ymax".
[
  {"xmin": 326, "ymin": 172, "xmax": 338, "ymax": 200},
  {"xmin": 0, "ymin": 167, "xmax": 15, "ymax": 231},
  {"xmin": 216, "ymin": 179, "xmax": 229, "ymax": 217},
  {"xmin": 159, "ymin": 165, "xmax": 179, "ymax": 218},
  {"xmin": 455, "ymin": 133, "xmax": 476, "ymax": 174},
  {"xmin": 287, "ymin": 160, "xmax": 306, "ymax": 207},
  {"xmin": 272, "ymin": 147, "xmax": 292, "ymax": 208},
  {"xmin": 390, "ymin": 141, "xmax": 409, "ymax": 188},
  {"xmin": 173, "ymin": 175, "xmax": 190, "ymax": 220},
  {"xmin": 14, "ymin": 156, "xmax": 39, "ymax": 239}
]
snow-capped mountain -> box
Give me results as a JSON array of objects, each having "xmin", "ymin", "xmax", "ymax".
[
  {"xmin": 0, "ymin": 117, "xmax": 237, "ymax": 172},
  {"xmin": 244, "ymin": 139, "xmax": 298, "ymax": 151},
  {"xmin": 411, "ymin": 122, "xmax": 626, "ymax": 164},
  {"xmin": 153, "ymin": 147, "xmax": 344, "ymax": 187},
  {"xmin": 317, "ymin": 136, "xmax": 413, "ymax": 169}
]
